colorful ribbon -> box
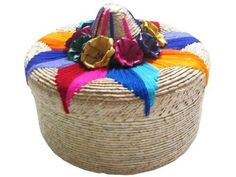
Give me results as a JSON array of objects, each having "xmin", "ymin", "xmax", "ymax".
[{"xmin": 25, "ymin": 23, "xmax": 208, "ymax": 116}]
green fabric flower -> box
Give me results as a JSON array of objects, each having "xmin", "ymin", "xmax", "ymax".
[{"xmin": 67, "ymin": 35, "xmax": 92, "ymax": 62}]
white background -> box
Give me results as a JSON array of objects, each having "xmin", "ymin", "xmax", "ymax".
[{"xmin": 0, "ymin": 0, "xmax": 236, "ymax": 176}]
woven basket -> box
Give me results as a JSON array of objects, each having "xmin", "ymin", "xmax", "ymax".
[{"xmin": 25, "ymin": 4, "xmax": 209, "ymax": 175}]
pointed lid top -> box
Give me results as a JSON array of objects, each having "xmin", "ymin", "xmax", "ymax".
[{"xmin": 90, "ymin": 4, "xmax": 141, "ymax": 41}]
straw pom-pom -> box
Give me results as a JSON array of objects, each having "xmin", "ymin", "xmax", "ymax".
[
  {"xmin": 114, "ymin": 38, "xmax": 144, "ymax": 67},
  {"xmin": 81, "ymin": 35, "xmax": 115, "ymax": 69}
]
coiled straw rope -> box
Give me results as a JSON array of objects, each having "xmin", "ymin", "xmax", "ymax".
[{"xmin": 26, "ymin": 20, "xmax": 209, "ymax": 174}]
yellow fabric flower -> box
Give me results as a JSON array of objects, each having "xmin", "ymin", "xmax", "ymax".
[
  {"xmin": 81, "ymin": 36, "xmax": 115, "ymax": 69},
  {"xmin": 141, "ymin": 20, "xmax": 167, "ymax": 47}
]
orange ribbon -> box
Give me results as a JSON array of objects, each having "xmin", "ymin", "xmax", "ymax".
[{"xmin": 147, "ymin": 49, "xmax": 209, "ymax": 84}]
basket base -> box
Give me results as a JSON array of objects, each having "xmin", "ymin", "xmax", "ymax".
[{"xmin": 36, "ymin": 96, "xmax": 202, "ymax": 175}]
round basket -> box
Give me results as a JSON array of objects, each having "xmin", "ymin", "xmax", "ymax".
[{"xmin": 25, "ymin": 4, "xmax": 209, "ymax": 175}]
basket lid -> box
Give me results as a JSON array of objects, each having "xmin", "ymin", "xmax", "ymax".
[{"xmin": 25, "ymin": 4, "xmax": 209, "ymax": 117}]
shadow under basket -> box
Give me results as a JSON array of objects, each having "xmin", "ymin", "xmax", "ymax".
[{"xmin": 25, "ymin": 4, "xmax": 209, "ymax": 175}]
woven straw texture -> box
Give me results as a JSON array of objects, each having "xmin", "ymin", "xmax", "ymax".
[
  {"xmin": 91, "ymin": 4, "xmax": 141, "ymax": 41},
  {"xmin": 26, "ymin": 23, "xmax": 209, "ymax": 174}
]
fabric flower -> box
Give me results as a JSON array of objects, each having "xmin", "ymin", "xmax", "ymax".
[
  {"xmin": 114, "ymin": 38, "xmax": 144, "ymax": 67},
  {"xmin": 80, "ymin": 35, "xmax": 115, "ymax": 69},
  {"xmin": 80, "ymin": 25, "xmax": 91, "ymax": 35},
  {"xmin": 65, "ymin": 30, "xmax": 81, "ymax": 48},
  {"xmin": 66, "ymin": 25, "xmax": 92, "ymax": 62},
  {"xmin": 137, "ymin": 32, "xmax": 161, "ymax": 58},
  {"xmin": 141, "ymin": 20, "xmax": 167, "ymax": 47},
  {"xmin": 26, "ymin": 23, "xmax": 206, "ymax": 116},
  {"xmin": 67, "ymin": 35, "xmax": 92, "ymax": 62},
  {"xmin": 65, "ymin": 26, "xmax": 91, "ymax": 48}
]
